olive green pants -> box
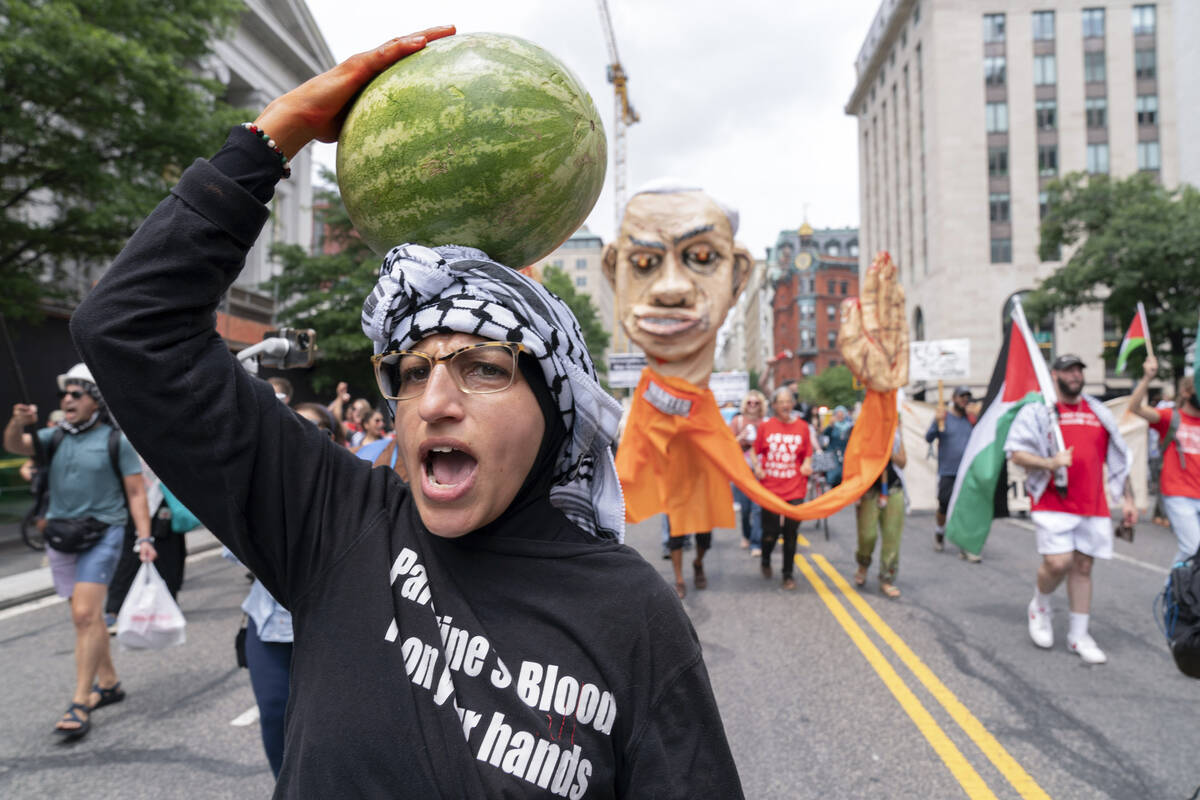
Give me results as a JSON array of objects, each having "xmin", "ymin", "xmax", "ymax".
[{"xmin": 855, "ymin": 486, "xmax": 904, "ymax": 583}]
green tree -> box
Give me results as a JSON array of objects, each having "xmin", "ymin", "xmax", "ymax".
[
  {"xmin": 0, "ymin": 0, "xmax": 246, "ymax": 321},
  {"xmin": 1031, "ymin": 172, "xmax": 1200, "ymax": 378},
  {"xmin": 540, "ymin": 266, "xmax": 610, "ymax": 377},
  {"xmin": 794, "ymin": 365, "xmax": 861, "ymax": 409},
  {"xmin": 269, "ymin": 170, "xmax": 380, "ymax": 398}
]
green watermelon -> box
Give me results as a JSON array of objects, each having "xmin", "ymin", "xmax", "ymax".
[{"xmin": 336, "ymin": 33, "xmax": 607, "ymax": 268}]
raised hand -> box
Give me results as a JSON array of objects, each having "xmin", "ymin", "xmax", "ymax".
[
  {"xmin": 836, "ymin": 251, "xmax": 909, "ymax": 392},
  {"xmin": 11, "ymin": 403, "xmax": 37, "ymax": 426},
  {"xmin": 253, "ymin": 27, "xmax": 455, "ymax": 158}
]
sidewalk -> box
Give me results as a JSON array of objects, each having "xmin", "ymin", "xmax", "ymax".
[{"xmin": 0, "ymin": 527, "xmax": 223, "ymax": 611}]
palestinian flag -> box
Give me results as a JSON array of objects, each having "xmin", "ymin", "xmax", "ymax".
[
  {"xmin": 1115, "ymin": 303, "xmax": 1150, "ymax": 374},
  {"xmin": 945, "ymin": 300, "xmax": 1058, "ymax": 555}
]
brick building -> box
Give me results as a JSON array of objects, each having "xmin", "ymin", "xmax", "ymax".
[{"xmin": 767, "ymin": 223, "xmax": 860, "ymax": 388}]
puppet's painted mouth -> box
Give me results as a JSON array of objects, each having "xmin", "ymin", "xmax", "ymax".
[{"xmin": 635, "ymin": 315, "xmax": 702, "ymax": 337}]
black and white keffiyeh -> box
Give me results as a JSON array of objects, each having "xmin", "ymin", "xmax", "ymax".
[{"xmin": 362, "ymin": 243, "xmax": 625, "ymax": 541}]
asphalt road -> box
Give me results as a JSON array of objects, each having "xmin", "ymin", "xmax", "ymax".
[{"xmin": 0, "ymin": 508, "xmax": 1197, "ymax": 799}]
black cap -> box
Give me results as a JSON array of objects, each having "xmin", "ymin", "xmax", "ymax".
[
  {"xmin": 953, "ymin": 385, "xmax": 972, "ymax": 398},
  {"xmin": 1052, "ymin": 353, "xmax": 1086, "ymax": 370}
]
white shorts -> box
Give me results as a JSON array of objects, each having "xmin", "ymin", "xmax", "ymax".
[{"xmin": 1031, "ymin": 511, "xmax": 1113, "ymax": 559}]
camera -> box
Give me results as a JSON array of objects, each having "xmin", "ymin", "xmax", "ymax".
[{"xmin": 258, "ymin": 328, "xmax": 317, "ymax": 369}]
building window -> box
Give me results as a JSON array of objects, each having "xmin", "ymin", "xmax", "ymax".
[
  {"xmin": 1033, "ymin": 54, "xmax": 1056, "ymax": 86},
  {"xmin": 1085, "ymin": 97, "xmax": 1107, "ymax": 128},
  {"xmin": 1084, "ymin": 51, "xmax": 1106, "ymax": 83},
  {"xmin": 984, "ymin": 56, "xmax": 1006, "ymax": 87},
  {"xmin": 913, "ymin": 306, "xmax": 925, "ymax": 342},
  {"xmin": 827, "ymin": 280, "xmax": 836, "ymax": 294},
  {"xmin": 1039, "ymin": 191, "xmax": 1050, "ymax": 219},
  {"xmin": 1137, "ymin": 94, "xmax": 1158, "ymax": 125},
  {"xmin": 1035, "ymin": 100, "xmax": 1057, "ymax": 131},
  {"xmin": 550, "ymin": 259, "xmax": 563, "ymax": 269},
  {"xmin": 991, "ymin": 238, "xmax": 1012, "ymax": 264},
  {"xmin": 827, "ymin": 331, "xmax": 837, "ymax": 348},
  {"xmin": 983, "ymin": 13, "xmax": 1005, "ymax": 43},
  {"xmin": 840, "ymin": 281, "xmax": 848, "ymax": 295},
  {"xmin": 826, "ymin": 241, "xmax": 841, "ymax": 255},
  {"xmin": 988, "ymin": 146, "xmax": 1009, "ymax": 176},
  {"xmin": 1087, "ymin": 143, "xmax": 1109, "ymax": 174},
  {"xmin": 986, "ymin": 102, "xmax": 1008, "ymax": 133},
  {"xmin": 1138, "ymin": 140, "xmax": 1161, "ymax": 170},
  {"xmin": 848, "ymin": 241, "xmax": 859, "ymax": 257},
  {"xmin": 989, "ymin": 193, "xmax": 1011, "ymax": 224},
  {"xmin": 1135, "ymin": 49, "xmax": 1157, "ymax": 80},
  {"xmin": 575, "ymin": 276, "xmax": 587, "ymax": 287},
  {"xmin": 1082, "ymin": 8, "xmax": 1105, "ymax": 38},
  {"xmin": 1132, "ymin": 5, "xmax": 1156, "ymax": 35},
  {"xmin": 575, "ymin": 258, "xmax": 587, "ymax": 269},
  {"xmin": 826, "ymin": 304, "xmax": 837, "ymax": 320},
  {"xmin": 1032, "ymin": 10, "xmax": 1055, "ymax": 40},
  {"xmin": 1038, "ymin": 144, "xmax": 1058, "ymax": 177}
]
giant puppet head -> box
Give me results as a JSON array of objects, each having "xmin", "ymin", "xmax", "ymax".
[{"xmin": 602, "ymin": 181, "xmax": 753, "ymax": 387}]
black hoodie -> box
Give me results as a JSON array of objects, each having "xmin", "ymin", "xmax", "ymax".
[{"xmin": 71, "ymin": 128, "xmax": 742, "ymax": 799}]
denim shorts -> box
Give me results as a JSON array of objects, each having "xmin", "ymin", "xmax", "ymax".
[{"xmin": 46, "ymin": 523, "xmax": 125, "ymax": 597}]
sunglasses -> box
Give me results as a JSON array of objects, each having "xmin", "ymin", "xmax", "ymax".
[{"xmin": 58, "ymin": 390, "xmax": 87, "ymax": 400}]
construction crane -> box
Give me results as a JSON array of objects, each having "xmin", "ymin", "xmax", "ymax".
[{"xmin": 595, "ymin": 0, "xmax": 640, "ymax": 234}]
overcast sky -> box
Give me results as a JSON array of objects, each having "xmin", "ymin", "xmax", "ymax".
[{"xmin": 304, "ymin": 0, "xmax": 883, "ymax": 260}]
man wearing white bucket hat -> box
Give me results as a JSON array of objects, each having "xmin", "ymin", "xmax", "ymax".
[{"xmin": 4, "ymin": 362, "xmax": 156, "ymax": 739}]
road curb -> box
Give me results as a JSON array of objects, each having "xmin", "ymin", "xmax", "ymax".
[{"xmin": 0, "ymin": 537, "xmax": 224, "ymax": 613}]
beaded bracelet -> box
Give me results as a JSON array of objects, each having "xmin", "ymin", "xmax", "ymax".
[{"xmin": 241, "ymin": 122, "xmax": 292, "ymax": 179}]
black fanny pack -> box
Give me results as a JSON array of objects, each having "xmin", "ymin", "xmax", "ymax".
[{"xmin": 44, "ymin": 517, "xmax": 110, "ymax": 553}]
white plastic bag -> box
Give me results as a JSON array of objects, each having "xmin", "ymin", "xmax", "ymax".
[{"xmin": 116, "ymin": 562, "xmax": 186, "ymax": 649}]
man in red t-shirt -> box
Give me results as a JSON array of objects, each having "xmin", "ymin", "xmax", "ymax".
[
  {"xmin": 1006, "ymin": 354, "xmax": 1135, "ymax": 665},
  {"xmin": 1128, "ymin": 354, "xmax": 1200, "ymax": 567},
  {"xmin": 754, "ymin": 387, "xmax": 813, "ymax": 591}
]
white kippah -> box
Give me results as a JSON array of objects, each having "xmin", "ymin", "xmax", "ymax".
[{"xmin": 627, "ymin": 178, "xmax": 739, "ymax": 238}]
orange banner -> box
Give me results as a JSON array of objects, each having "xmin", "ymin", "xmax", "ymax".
[{"xmin": 617, "ymin": 368, "xmax": 896, "ymax": 534}]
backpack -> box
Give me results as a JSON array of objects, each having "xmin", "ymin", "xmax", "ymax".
[{"xmin": 1156, "ymin": 546, "xmax": 1200, "ymax": 680}]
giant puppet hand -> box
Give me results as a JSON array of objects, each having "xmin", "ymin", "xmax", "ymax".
[
  {"xmin": 253, "ymin": 26, "xmax": 455, "ymax": 159},
  {"xmin": 836, "ymin": 251, "xmax": 909, "ymax": 392}
]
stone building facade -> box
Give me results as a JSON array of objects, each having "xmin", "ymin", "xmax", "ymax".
[{"xmin": 847, "ymin": 0, "xmax": 1187, "ymax": 396}]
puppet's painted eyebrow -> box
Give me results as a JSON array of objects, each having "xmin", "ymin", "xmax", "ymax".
[
  {"xmin": 674, "ymin": 225, "xmax": 714, "ymax": 245},
  {"xmin": 628, "ymin": 236, "xmax": 666, "ymax": 251}
]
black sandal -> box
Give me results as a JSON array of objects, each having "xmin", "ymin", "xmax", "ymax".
[
  {"xmin": 54, "ymin": 702, "xmax": 91, "ymax": 739},
  {"xmin": 90, "ymin": 681, "xmax": 125, "ymax": 710}
]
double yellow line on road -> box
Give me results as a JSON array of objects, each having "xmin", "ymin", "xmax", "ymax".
[{"xmin": 793, "ymin": 552, "xmax": 1050, "ymax": 800}]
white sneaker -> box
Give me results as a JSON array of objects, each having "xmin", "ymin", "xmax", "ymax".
[
  {"xmin": 1027, "ymin": 600, "xmax": 1053, "ymax": 649},
  {"xmin": 1067, "ymin": 634, "xmax": 1107, "ymax": 665}
]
